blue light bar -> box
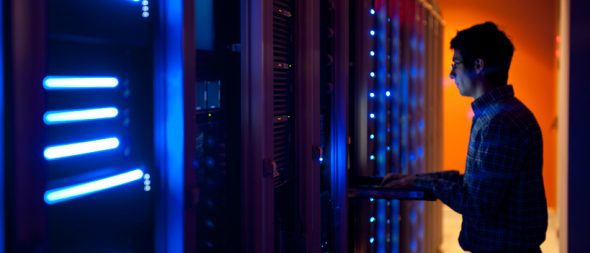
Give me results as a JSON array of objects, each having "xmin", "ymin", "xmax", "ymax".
[
  {"xmin": 44, "ymin": 169, "xmax": 144, "ymax": 204},
  {"xmin": 44, "ymin": 107, "xmax": 119, "ymax": 125},
  {"xmin": 44, "ymin": 137, "xmax": 120, "ymax": 160},
  {"xmin": 43, "ymin": 76, "xmax": 119, "ymax": 89}
]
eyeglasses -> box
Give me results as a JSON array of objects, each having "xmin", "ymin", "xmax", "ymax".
[{"xmin": 451, "ymin": 60, "xmax": 463, "ymax": 70}]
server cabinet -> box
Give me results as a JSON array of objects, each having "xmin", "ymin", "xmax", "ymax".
[
  {"xmin": 320, "ymin": 0, "xmax": 444, "ymax": 252},
  {"xmin": 348, "ymin": 0, "xmax": 444, "ymax": 252},
  {"xmin": 6, "ymin": 0, "xmax": 158, "ymax": 252},
  {"xmin": 2, "ymin": 0, "xmax": 443, "ymax": 252},
  {"xmin": 45, "ymin": 1, "xmax": 155, "ymax": 251},
  {"xmin": 241, "ymin": 0, "xmax": 320, "ymax": 252},
  {"xmin": 192, "ymin": 0, "xmax": 242, "ymax": 251}
]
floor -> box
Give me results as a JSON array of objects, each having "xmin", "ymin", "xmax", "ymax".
[{"xmin": 439, "ymin": 206, "xmax": 560, "ymax": 253}]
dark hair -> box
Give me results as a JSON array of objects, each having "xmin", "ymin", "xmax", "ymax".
[{"xmin": 450, "ymin": 22, "xmax": 514, "ymax": 85}]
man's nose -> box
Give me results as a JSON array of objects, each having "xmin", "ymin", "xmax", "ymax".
[{"xmin": 449, "ymin": 69, "xmax": 456, "ymax": 80}]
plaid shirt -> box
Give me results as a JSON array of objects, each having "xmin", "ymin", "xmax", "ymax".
[{"xmin": 415, "ymin": 85, "xmax": 547, "ymax": 251}]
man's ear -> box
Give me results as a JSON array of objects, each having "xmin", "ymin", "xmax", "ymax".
[{"xmin": 474, "ymin": 58, "xmax": 485, "ymax": 75}]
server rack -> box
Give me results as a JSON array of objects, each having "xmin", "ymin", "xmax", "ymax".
[
  {"xmin": 4, "ymin": 1, "xmax": 197, "ymax": 252},
  {"xmin": 272, "ymin": 1, "xmax": 300, "ymax": 250},
  {"xmin": 320, "ymin": 0, "xmax": 444, "ymax": 252},
  {"xmin": 1, "ymin": 0, "xmax": 443, "ymax": 252},
  {"xmin": 241, "ymin": 0, "xmax": 320, "ymax": 252},
  {"xmin": 45, "ymin": 1, "xmax": 155, "ymax": 251},
  {"xmin": 191, "ymin": 0, "xmax": 242, "ymax": 251}
]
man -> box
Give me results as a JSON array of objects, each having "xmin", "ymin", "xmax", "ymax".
[{"xmin": 382, "ymin": 22, "xmax": 548, "ymax": 253}]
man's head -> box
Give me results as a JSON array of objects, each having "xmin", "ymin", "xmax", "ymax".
[{"xmin": 449, "ymin": 22, "xmax": 514, "ymax": 98}]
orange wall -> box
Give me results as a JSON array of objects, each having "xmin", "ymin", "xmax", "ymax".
[{"xmin": 437, "ymin": 0, "xmax": 559, "ymax": 208}]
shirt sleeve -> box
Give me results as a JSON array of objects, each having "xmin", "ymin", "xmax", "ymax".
[
  {"xmin": 415, "ymin": 116, "xmax": 524, "ymax": 219},
  {"xmin": 416, "ymin": 170, "xmax": 462, "ymax": 183}
]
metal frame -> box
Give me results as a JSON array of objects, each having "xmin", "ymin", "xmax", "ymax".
[
  {"xmin": 182, "ymin": 0, "xmax": 197, "ymax": 251},
  {"xmin": 330, "ymin": 0, "xmax": 350, "ymax": 252},
  {"xmin": 556, "ymin": 0, "xmax": 568, "ymax": 252},
  {"xmin": 7, "ymin": 0, "xmax": 47, "ymax": 251},
  {"xmin": 241, "ymin": 0, "xmax": 322, "ymax": 251},
  {"xmin": 1, "ymin": 0, "xmax": 5, "ymax": 249},
  {"xmin": 294, "ymin": 0, "xmax": 321, "ymax": 251},
  {"xmin": 154, "ymin": 0, "xmax": 195, "ymax": 252},
  {"xmin": 241, "ymin": 0, "xmax": 275, "ymax": 252}
]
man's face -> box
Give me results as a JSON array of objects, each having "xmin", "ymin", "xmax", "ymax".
[{"xmin": 449, "ymin": 51, "xmax": 476, "ymax": 97}]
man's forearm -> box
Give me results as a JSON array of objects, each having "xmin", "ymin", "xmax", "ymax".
[{"xmin": 416, "ymin": 170, "xmax": 462, "ymax": 182}]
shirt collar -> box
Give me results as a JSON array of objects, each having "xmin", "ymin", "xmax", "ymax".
[{"xmin": 471, "ymin": 85, "xmax": 514, "ymax": 117}]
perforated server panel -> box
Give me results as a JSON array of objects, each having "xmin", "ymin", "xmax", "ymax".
[{"xmin": 272, "ymin": 0, "xmax": 303, "ymax": 251}]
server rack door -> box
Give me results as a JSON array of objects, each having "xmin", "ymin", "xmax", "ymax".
[
  {"xmin": 242, "ymin": 0, "xmax": 321, "ymax": 251},
  {"xmin": 272, "ymin": 0, "xmax": 302, "ymax": 251},
  {"xmin": 346, "ymin": 0, "xmax": 443, "ymax": 252},
  {"xmin": 8, "ymin": 0, "xmax": 158, "ymax": 251},
  {"xmin": 273, "ymin": 0, "xmax": 321, "ymax": 251},
  {"xmin": 46, "ymin": 1, "xmax": 156, "ymax": 251}
]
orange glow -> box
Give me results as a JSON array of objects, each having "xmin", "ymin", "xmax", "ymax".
[{"xmin": 438, "ymin": 0, "xmax": 559, "ymax": 208}]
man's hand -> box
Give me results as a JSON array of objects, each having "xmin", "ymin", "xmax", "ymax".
[{"xmin": 381, "ymin": 173, "xmax": 417, "ymax": 188}]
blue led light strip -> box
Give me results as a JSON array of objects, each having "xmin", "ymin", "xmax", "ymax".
[
  {"xmin": 44, "ymin": 169, "xmax": 144, "ymax": 204},
  {"xmin": 43, "ymin": 76, "xmax": 119, "ymax": 89},
  {"xmin": 374, "ymin": 2, "xmax": 388, "ymax": 252},
  {"xmin": 389, "ymin": 1, "xmax": 402, "ymax": 252},
  {"xmin": 44, "ymin": 137, "xmax": 120, "ymax": 160},
  {"xmin": 44, "ymin": 107, "xmax": 119, "ymax": 125}
]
